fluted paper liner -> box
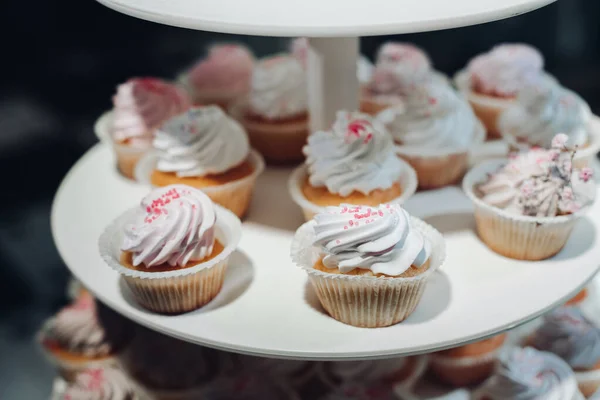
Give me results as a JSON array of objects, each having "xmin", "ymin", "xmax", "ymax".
[
  {"xmin": 99, "ymin": 206, "xmax": 241, "ymax": 314},
  {"xmin": 135, "ymin": 149, "xmax": 265, "ymax": 218},
  {"xmin": 288, "ymin": 159, "xmax": 418, "ymax": 222},
  {"xmin": 463, "ymin": 159, "xmax": 593, "ymax": 261},
  {"xmin": 291, "ymin": 217, "xmax": 445, "ymax": 328}
]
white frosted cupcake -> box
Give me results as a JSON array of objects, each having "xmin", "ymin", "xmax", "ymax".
[
  {"xmin": 135, "ymin": 106, "xmax": 265, "ymax": 218},
  {"xmin": 454, "ymin": 44, "xmax": 550, "ymax": 139},
  {"xmin": 291, "ymin": 203, "xmax": 445, "ymax": 328},
  {"xmin": 96, "ymin": 78, "xmax": 191, "ymax": 180},
  {"xmin": 378, "ymin": 81, "xmax": 485, "ymax": 188},
  {"xmin": 289, "ymin": 111, "xmax": 417, "ymax": 221},
  {"xmin": 498, "ymin": 81, "xmax": 599, "ymax": 167},
  {"xmin": 472, "ymin": 347, "xmax": 585, "ymax": 400},
  {"xmin": 230, "ymin": 54, "xmax": 308, "ymax": 164},
  {"xmin": 51, "ymin": 366, "xmax": 140, "ymax": 400},
  {"xmin": 99, "ymin": 185, "xmax": 241, "ymax": 313},
  {"xmin": 463, "ymin": 134, "xmax": 596, "ymax": 260}
]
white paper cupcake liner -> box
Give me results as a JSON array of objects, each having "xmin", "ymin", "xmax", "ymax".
[
  {"xmin": 135, "ymin": 149, "xmax": 265, "ymax": 218},
  {"xmin": 98, "ymin": 205, "xmax": 242, "ymax": 314},
  {"xmin": 288, "ymin": 159, "xmax": 418, "ymax": 222},
  {"xmin": 290, "ymin": 217, "xmax": 445, "ymax": 328},
  {"xmin": 462, "ymin": 159, "xmax": 593, "ymax": 261}
]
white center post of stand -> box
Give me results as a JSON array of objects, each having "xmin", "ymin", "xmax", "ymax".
[{"xmin": 308, "ymin": 37, "xmax": 360, "ymax": 133}]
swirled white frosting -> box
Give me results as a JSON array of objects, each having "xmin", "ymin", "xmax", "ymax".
[
  {"xmin": 499, "ymin": 82, "xmax": 590, "ymax": 147},
  {"xmin": 249, "ymin": 54, "xmax": 307, "ymax": 119},
  {"xmin": 63, "ymin": 367, "xmax": 138, "ymax": 400},
  {"xmin": 112, "ymin": 78, "xmax": 191, "ymax": 147},
  {"xmin": 122, "ymin": 185, "xmax": 216, "ymax": 268},
  {"xmin": 40, "ymin": 292, "xmax": 112, "ymax": 357},
  {"xmin": 467, "ymin": 44, "xmax": 545, "ymax": 97},
  {"xmin": 304, "ymin": 111, "xmax": 404, "ymax": 196},
  {"xmin": 477, "ymin": 136, "xmax": 595, "ymax": 217},
  {"xmin": 312, "ymin": 204, "xmax": 431, "ymax": 276},
  {"xmin": 380, "ymin": 82, "xmax": 479, "ymax": 149},
  {"xmin": 530, "ymin": 307, "xmax": 600, "ymax": 370},
  {"xmin": 154, "ymin": 106, "xmax": 249, "ymax": 176},
  {"xmin": 475, "ymin": 347, "xmax": 581, "ymax": 400}
]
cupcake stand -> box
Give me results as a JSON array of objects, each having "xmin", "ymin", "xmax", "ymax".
[{"xmin": 50, "ymin": 0, "xmax": 600, "ymax": 361}]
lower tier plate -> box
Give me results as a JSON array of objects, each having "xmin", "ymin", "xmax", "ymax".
[{"xmin": 51, "ymin": 144, "xmax": 600, "ymax": 360}]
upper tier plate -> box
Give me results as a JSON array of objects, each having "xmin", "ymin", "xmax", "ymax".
[
  {"xmin": 51, "ymin": 142, "xmax": 600, "ymax": 360},
  {"xmin": 96, "ymin": 0, "xmax": 556, "ymax": 36}
]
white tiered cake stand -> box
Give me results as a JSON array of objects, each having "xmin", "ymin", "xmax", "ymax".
[{"xmin": 51, "ymin": 0, "xmax": 600, "ymax": 360}]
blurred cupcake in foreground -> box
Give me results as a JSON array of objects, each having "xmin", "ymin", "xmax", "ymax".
[
  {"xmin": 181, "ymin": 43, "xmax": 255, "ymax": 108},
  {"xmin": 230, "ymin": 54, "xmax": 308, "ymax": 164},
  {"xmin": 463, "ymin": 134, "xmax": 596, "ymax": 260},
  {"xmin": 98, "ymin": 78, "xmax": 191, "ymax": 180},
  {"xmin": 38, "ymin": 292, "xmax": 130, "ymax": 381},
  {"xmin": 455, "ymin": 44, "xmax": 550, "ymax": 139},
  {"xmin": 99, "ymin": 185, "xmax": 241, "ymax": 313},
  {"xmin": 429, "ymin": 334, "xmax": 507, "ymax": 387},
  {"xmin": 199, "ymin": 374, "xmax": 301, "ymax": 400},
  {"xmin": 289, "ymin": 111, "xmax": 417, "ymax": 220},
  {"xmin": 291, "ymin": 203, "xmax": 445, "ymax": 328},
  {"xmin": 136, "ymin": 106, "xmax": 264, "ymax": 218},
  {"xmin": 378, "ymin": 81, "xmax": 485, "ymax": 188},
  {"xmin": 394, "ymin": 378, "xmax": 471, "ymax": 400},
  {"xmin": 472, "ymin": 346, "xmax": 584, "ymax": 400},
  {"xmin": 220, "ymin": 353, "xmax": 316, "ymax": 387},
  {"xmin": 498, "ymin": 81, "xmax": 600, "ymax": 167},
  {"xmin": 362, "ymin": 42, "xmax": 446, "ymax": 115},
  {"xmin": 528, "ymin": 307, "xmax": 600, "ymax": 397},
  {"xmin": 53, "ymin": 367, "xmax": 140, "ymax": 400},
  {"xmin": 322, "ymin": 382, "xmax": 398, "ymax": 400}
]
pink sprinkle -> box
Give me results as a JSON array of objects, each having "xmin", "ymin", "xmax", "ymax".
[
  {"xmin": 378, "ymin": 210, "xmax": 384, "ymax": 216},
  {"xmin": 349, "ymin": 220, "xmax": 354, "ymax": 226},
  {"xmin": 336, "ymin": 240, "xmax": 340, "ymax": 244},
  {"xmin": 344, "ymin": 226, "xmax": 348, "ymax": 230}
]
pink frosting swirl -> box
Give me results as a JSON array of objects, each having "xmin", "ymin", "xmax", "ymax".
[
  {"xmin": 187, "ymin": 44, "xmax": 255, "ymax": 100},
  {"xmin": 111, "ymin": 78, "xmax": 191, "ymax": 146},
  {"xmin": 63, "ymin": 367, "xmax": 138, "ymax": 400},
  {"xmin": 121, "ymin": 185, "xmax": 216, "ymax": 268},
  {"xmin": 467, "ymin": 44, "xmax": 544, "ymax": 98}
]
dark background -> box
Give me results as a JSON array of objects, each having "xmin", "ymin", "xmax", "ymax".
[{"xmin": 0, "ymin": 0, "xmax": 598, "ymax": 397}]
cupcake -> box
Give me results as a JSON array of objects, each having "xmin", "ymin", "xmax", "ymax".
[
  {"xmin": 137, "ymin": 106, "xmax": 264, "ymax": 218},
  {"xmin": 498, "ymin": 81, "xmax": 599, "ymax": 167},
  {"xmin": 455, "ymin": 44, "xmax": 549, "ymax": 139},
  {"xmin": 99, "ymin": 78, "xmax": 191, "ymax": 180},
  {"xmin": 318, "ymin": 356, "xmax": 428, "ymax": 390},
  {"xmin": 429, "ymin": 334, "xmax": 507, "ymax": 387},
  {"xmin": 463, "ymin": 134, "xmax": 596, "ymax": 260},
  {"xmin": 230, "ymin": 54, "xmax": 308, "ymax": 164},
  {"xmin": 52, "ymin": 367, "xmax": 140, "ymax": 400},
  {"xmin": 394, "ymin": 378, "xmax": 471, "ymax": 400},
  {"xmin": 566, "ymin": 288, "xmax": 589, "ymax": 306},
  {"xmin": 38, "ymin": 292, "xmax": 129, "ymax": 380},
  {"xmin": 291, "ymin": 203, "xmax": 445, "ymax": 328},
  {"xmin": 98, "ymin": 184, "xmax": 242, "ymax": 313},
  {"xmin": 198, "ymin": 374, "xmax": 301, "ymax": 400},
  {"xmin": 472, "ymin": 347, "xmax": 584, "ymax": 400},
  {"xmin": 528, "ymin": 307, "xmax": 600, "ymax": 397},
  {"xmin": 289, "ymin": 111, "xmax": 417, "ymax": 221},
  {"xmin": 322, "ymin": 382, "xmax": 398, "ymax": 400},
  {"xmin": 378, "ymin": 81, "xmax": 485, "ymax": 188},
  {"xmin": 362, "ymin": 42, "xmax": 446, "ymax": 115},
  {"xmin": 220, "ymin": 353, "xmax": 316, "ymax": 387},
  {"xmin": 181, "ymin": 43, "xmax": 254, "ymax": 108}
]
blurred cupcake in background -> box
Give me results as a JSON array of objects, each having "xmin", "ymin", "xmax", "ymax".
[
  {"xmin": 378, "ymin": 81, "xmax": 485, "ymax": 189},
  {"xmin": 181, "ymin": 43, "xmax": 255, "ymax": 108},
  {"xmin": 52, "ymin": 366, "xmax": 140, "ymax": 400},
  {"xmin": 199, "ymin": 374, "xmax": 301, "ymax": 400},
  {"xmin": 230, "ymin": 54, "xmax": 309, "ymax": 164},
  {"xmin": 528, "ymin": 307, "xmax": 600, "ymax": 397},
  {"xmin": 96, "ymin": 77, "xmax": 191, "ymax": 180},
  {"xmin": 454, "ymin": 43, "xmax": 551, "ymax": 139},
  {"xmin": 321, "ymin": 381, "xmax": 398, "ymax": 400},
  {"xmin": 289, "ymin": 111, "xmax": 417, "ymax": 220}
]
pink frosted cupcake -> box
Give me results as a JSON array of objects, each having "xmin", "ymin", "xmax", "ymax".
[
  {"xmin": 230, "ymin": 54, "xmax": 309, "ymax": 164},
  {"xmin": 38, "ymin": 292, "xmax": 130, "ymax": 380},
  {"xmin": 98, "ymin": 184, "xmax": 241, "ymax": 313},
  {"xmin": 53, "ymin": 367, "xmax": 140, "ymax": 399},
  {"xmin": 182, "ymin": 43, "xmax": 255, "ymax": 108},
  {"xmin": 455, "ymin": 44, "xmax": 549, "ymax": 139},
  {"xmin": 97, "ymin": 78, "xmax": 191, "ymax": 180},
  {"xmin": 463, "ymin": 134, "xmax": 596, "ymax": 260}
]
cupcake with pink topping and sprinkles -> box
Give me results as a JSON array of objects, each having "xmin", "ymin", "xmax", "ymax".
[
  {"xmin": 95, "ymin": 78, "xmax": 191, "ymax": 180},
  {"xmin": 463, "ymin": 133, "xmax": 596, "ymax": 260},
  {"xmin": 99, "ymin": 184, "xmax": 241, "ymax": 313},
  {"xmin": 291, "ymin": 202, "xmax": 445, "ymax": 328},
  {"xmin": 455, "ymin": 43, "xmax": 554, "ymax": 139},
  {"xmin": 180, "ymin": 43, "xmax": 255, "ymax": 108}
]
